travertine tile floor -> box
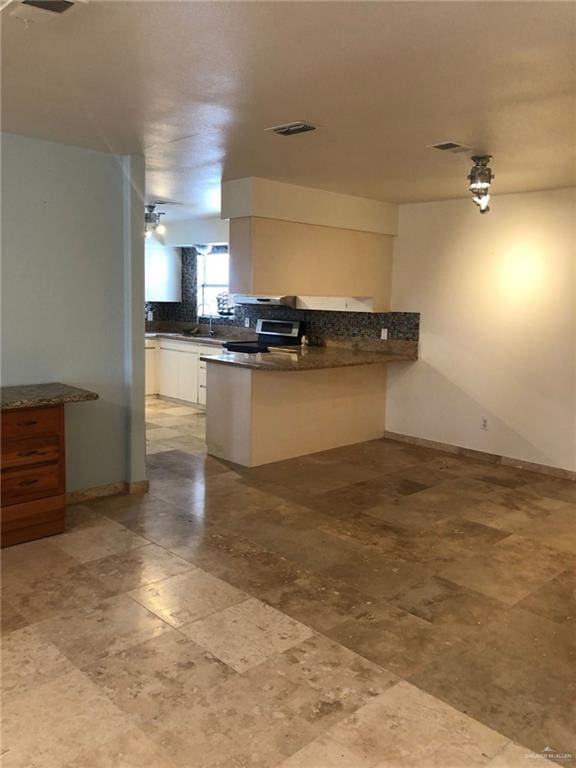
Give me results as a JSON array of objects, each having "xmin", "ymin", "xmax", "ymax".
[
  {"xmin": 145, "ymin": 397, "xmax": 207, "ymax": 457},
  {"xmin": 2, "ymin": 399, "xmax": 575, "ymax": 766}
]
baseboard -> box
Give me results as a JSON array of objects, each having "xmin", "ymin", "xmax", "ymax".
[
  {"xmin": 66, "ymin": 480, "xmax": 150, "ymax": 505},
  {"xmin": 127, "ymin": 480, "xmax": 150, "ymax": 495},
  {"xmin": 383, "ymin": 431, "xmax": 576, "ymax": 482}
]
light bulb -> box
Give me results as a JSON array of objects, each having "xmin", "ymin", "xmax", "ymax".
[
  {"xmin": 472, "ymin": 194, "xmax": 490, "ymax": 214},
  {"xmin": 145, "ymin": 229, "xmax": 152, "ymax": 239},
  {"xmin": 156, "ymin": 223, "xmax": 166, "ymax": 235}
]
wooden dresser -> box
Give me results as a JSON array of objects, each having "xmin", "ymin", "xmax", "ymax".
[{"xmin": 1, "ymin": 383, "xmax": 98, "ymax": 547}]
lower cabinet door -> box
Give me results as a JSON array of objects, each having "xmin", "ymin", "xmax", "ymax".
[
  {"xmin": 145, "ymin": 348, "xmax": 157, "ymax": 395},
  {"xmin": 158, "ymin": 349, "xmax": 179, "ymax": 399},
  {"xmin": 177, "ymin": 351, "xmax": 199, "ymax": 403},
  {"xmin": 198, "ymin": 385, "xmax": 206, "ymax": 406}
]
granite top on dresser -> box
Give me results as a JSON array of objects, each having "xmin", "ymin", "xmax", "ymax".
[
  {"xmin": 200, "ymin": 345, "xmax": 417, "ymax": 372},
  {"xmin": 1, "ymin": 383, "xmax": 99, "ymax": 410}
]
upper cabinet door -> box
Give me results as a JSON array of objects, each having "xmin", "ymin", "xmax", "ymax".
[{"xmin": 145, "ymin": 241, "xmax": 182, "ymax": 302}]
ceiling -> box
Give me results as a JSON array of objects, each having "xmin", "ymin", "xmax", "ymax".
[{"xmin": 2, "ymin": 1, "xmax": 575, "ymax": 220}]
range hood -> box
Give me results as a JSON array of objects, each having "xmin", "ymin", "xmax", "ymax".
[{"xmin": 232, "ymin": 294, "xmax": 297, "ymax": 307}]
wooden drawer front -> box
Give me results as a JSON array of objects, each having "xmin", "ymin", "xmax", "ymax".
[
  {"xmin": 2, "ymin": 436, "xmax": 60, "ymax": 469},
  {"xmin": 1, "ymin": 494, "xmax": 65, "ymax": 533},
  {"xmin": 1, "ymin": 463, "xmax": 62, "ymax": 505},
  {"xmin": 2, "ymin": 406, "xmax": 62, "ymax": 440}
]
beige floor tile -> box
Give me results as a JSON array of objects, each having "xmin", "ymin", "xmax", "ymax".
[
  {"xmin": 242, "ymin": 633, "xmax": 398, "ymax": 728},
  {"xmin": 161, "ymin": 405, "xmax": 204, "ymax": 416},
  {"xmin": 180, "ymin": 597, "xmax": 314, "ymax": 672},
  {"xmin": 278, "ymin": 736, "xmax": 373, "ymax": 767},
  {"xmin": 64, "ymin": 729, "xmax": 178, "ymax": 768},
  {"xmin": 1, "ymin": 668, "xmax": 134, "ymax": 768},
  {"xmin": 328, "ymin": 681, "xmax": 509, "ymax": 767},
  {"xmin": 1, "ymin": 598, "xmax": 29, "ymax": 635},
  {"xmin": 83, "ymin": 542, "xmax": 194, "ymax": 594},
  {"xmin": 146, "ymin": 426, "xmax": 189, "ymax": 441},
  {"xmin": 513, "ymin": 507, "xmax": 576, "ymax": 555},
  {"xmin": 439, "ymin": 535, "xmax": 567, "ymax": 605},
  {"xmin": 52, "ymin": 518, "xmax": 151, "ymax": 563},
  {"xmin": 486, "ymin": 742, "xmax": 563, "ymax": 767},
  {"xmin": 1, "ymin": 625, "xmax": 77, "ymax": 702},
  {"xmin": 35, "ymin": 593, "xmax": 172, "ymax": 666},
  {"xmin": 146, "ymin": 441, "xmax": 176, "ymax": 454},
  {"xmin": 143, "ymin": 673, "xmax": 315, "ymax": 768},
  {"xmin": 128, "ymin": 568, "xmax": 248, "ymax": 627},
  {"xmin": 148, "ymin": 414, "xmax": 204, "ymax": 428},
  {"xmin": 1, "ymin": 539, "xmax": 80, "ymax": 591},
  {"xmin": 326, "ymin": 601, "xmax": 458, "ymax": 678},
  {"xmin": 82, "ymin": 630, "xmax": 236, "ymax": 723},
  {"xmin": 461, "ymin": 499, "xmax": 557, "ymax": 533},
  {"xmin": 3, "ymin": 562, "xmax": 113, "ymax": 623}
]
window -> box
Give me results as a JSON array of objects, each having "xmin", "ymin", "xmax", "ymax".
[{"xmin": 196, "ymin": 246, "xmax": 229, "ymax": 317}]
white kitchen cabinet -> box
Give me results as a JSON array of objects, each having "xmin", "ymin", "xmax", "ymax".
[
  {"xmin": 178, "ymin": 350, "xmax": 199, "ymax": 403},
  {"xmin": 295, "ymin": 296, "xmax": 376, "ymax": 312},
  {"xmin": 198, "ymin": 360, "xmax": 207, "ymax": 405},
  {"xmin": 145, "ymin": 242, "xmax": 182, "ymax": 302},
  {"xmin": 155, "ymin": 340, "xmax": 220, "ymax": 405},
  {"xmin": 158, "ymin": 348, "xmax": 180, "ymax": 399},
  {"xmin": 145, "ymin": 345, "xmax": 157, "ymax": 395}
]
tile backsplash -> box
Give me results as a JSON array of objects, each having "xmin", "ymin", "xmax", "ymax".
[
  {"xmin": 146, "ymin": 247, "xmax": 419, "ymax": 342},
  {"xmin": 231, "ymin": 306, "xmax": 420, "ymax": 342}
]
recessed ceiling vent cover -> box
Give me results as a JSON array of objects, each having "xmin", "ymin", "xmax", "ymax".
[
  {"xmin": 429, "ymin": 141, "xmax": 473, "ymax": 155},
  {"xmin": 22, "ymin": 0, "xmax": 74, "ymax": 12},
  {"xmin": 266, "ymin": 121, "xmax": 318, "ymax": 137}
]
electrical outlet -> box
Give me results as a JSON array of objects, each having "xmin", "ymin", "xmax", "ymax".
[
  {"xmin": 481, "ymin": 418, "xmax": 489, "ymax": 431},
  {"xmin": 244, "ymin": 318, "xmax": 250, "ymax": 328},
  {"xmin": 380, "ymin": 328, "xmax": 388, "ymax": 340}
]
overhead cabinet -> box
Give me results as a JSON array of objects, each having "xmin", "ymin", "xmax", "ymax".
[
  {"xmin": 145, "ymin": 242, "xmax": 182, "ymax": 302},
  {"xmin": 229, "ymin": 217, "xmax": 393, "ymax": 312}
]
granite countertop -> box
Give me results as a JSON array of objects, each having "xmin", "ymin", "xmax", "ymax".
[
  {"xmin": 1, "ymin": 383, "xmax": 99, "ymax": 410},
  {"xmin": 145, "ymin": 333, "xmax": 227, "ymax": 347},
  {"xmin": 200, "ymin": 346, "xmax": 417, "ymax": 372}
]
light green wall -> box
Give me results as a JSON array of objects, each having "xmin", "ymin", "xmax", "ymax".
[{"xmin": 1, "ymin": 132, "xmax": 146, "ymax": 490}]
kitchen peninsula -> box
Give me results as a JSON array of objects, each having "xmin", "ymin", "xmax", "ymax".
[{"xmin": 202, "ymin": 342, "xmax": 417, "ymax": 466}]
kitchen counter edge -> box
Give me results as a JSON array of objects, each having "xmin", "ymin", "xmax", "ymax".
[
  {"xmin": 1, "ymin": 383, "xmax": 99, "ymax": 411},
  {"xmin": 200, "ymin": 347, "xmax": 418, "ymax": 372}
]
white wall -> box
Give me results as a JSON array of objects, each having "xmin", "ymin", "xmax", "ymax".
[
  {"xmin": 387, "ymin": 187, "xmax": 576, "ymax": 472},
  {"xmin": 1, "ymin": 133, "xmax": 146, "ymax": 491},
  {"xmin": 222, "ymin": 177, "xmax": 398, "ymax": 235}
]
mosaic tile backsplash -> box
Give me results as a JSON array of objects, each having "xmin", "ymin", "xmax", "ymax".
[{"xmin": 146, "ymin": 248, "xmax": 419, "ymax": 342}]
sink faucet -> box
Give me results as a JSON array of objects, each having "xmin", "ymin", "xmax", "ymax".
[{"xmin": 208, "ymin": 316, "xmax": 214, "ymax": 337}]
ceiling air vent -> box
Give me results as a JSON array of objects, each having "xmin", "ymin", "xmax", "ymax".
[
  {"xmin": 429, "ymin": 141, "xmax": 473, "ymax": 155},
  {"xmin": 22, "ymin": 0, "xmax": 74, "ymax": 11},
  {"xmin": 266, "ymin": 121, "xmax": 318, "ymax": 137}
]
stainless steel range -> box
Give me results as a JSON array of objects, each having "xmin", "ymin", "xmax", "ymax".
[{"xmin": 223, "ymin": 319, "xmax": 304, "ymax": 354}]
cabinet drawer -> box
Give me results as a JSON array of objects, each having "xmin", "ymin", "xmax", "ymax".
[
  {"xmin": 2, "ymin": 436, "xmax": 61, "ymax": 469},
  {"xmin": 1, "ymin": 494, "xmax": 65, "ymax": 533},
  {"xmin": 1, "ymin": 463, "xmax": 63, "ymax": 505},
  {"xmin": 2, "ymin": 406, "xmax": 62, "ymax": 440}
]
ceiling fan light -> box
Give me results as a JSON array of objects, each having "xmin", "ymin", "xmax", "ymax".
[{"xmin": 468, "ymin": 156, "xmax": 494, "ymax": 214}]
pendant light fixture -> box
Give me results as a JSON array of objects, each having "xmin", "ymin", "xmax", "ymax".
[
  {"xmin": 468, "ymin": 155, "xmax": 494, "ymax": 214},
  {"xmin": 144, "ymin": 205, "xmax": 166, "ymax": 238}
]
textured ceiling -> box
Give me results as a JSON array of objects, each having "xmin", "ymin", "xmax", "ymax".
[{"xmin": 2, "ymin": 1, "xmax": 575, "ymax": 219}]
